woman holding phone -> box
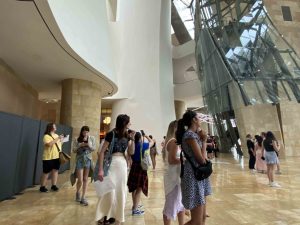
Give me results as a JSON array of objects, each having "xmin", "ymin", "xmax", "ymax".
[{"xmin": 73, "ymin": 126, "xmax": 96, "ymax": 206}]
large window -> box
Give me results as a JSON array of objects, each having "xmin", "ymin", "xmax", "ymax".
[
  {"xmin": 173, "ymin": 0, "xmax": 196, "ymax": 39},
  {"xmin": 194, "ymin": 0, "xmax": 300, "ymax": 114}
]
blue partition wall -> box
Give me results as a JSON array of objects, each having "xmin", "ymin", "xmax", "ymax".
[
  {"xmin": 13, "ymin": 117, "xmax": 40, "ymax": 194},
  {"xmin": 0, "ymin": 111, "xmax": 72, "ymax": 201},
  {"xmin": 0, "ymin": 112, "xmax": 23, "ymax": 201}
]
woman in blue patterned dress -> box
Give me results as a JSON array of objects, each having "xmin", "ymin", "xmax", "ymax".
[{"xmin": 176, "ymin": 110, "xmax": 212, "ymax": 225}]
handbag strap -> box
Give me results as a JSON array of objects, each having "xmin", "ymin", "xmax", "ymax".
[
  {"xmin": 49, "ymin": 134, "xmax": 61, "ymax": 152},
  {"xmin": 107, "ymin": 131, "xmax": 115, "ymax": 155},
  {"xmin": 140, "ymin": 137, "xmax": 144, "ymax": 161},
  {"xmin": 181, "ymin": 142, "xmax": 199, "ymax": 171}
]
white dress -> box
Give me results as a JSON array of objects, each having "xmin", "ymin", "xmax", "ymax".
[
  {"xmin": 163, "ymin": 138, "xmax": 185, "ymax": 220},
  {"xmin": 163, "ymin": 138, "xmax": 181, "ymax": 195}
]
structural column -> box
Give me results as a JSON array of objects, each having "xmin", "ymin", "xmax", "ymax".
[
  {"xmin": 60, "ymin": 79, "xmax": 101, "ymax": 162},
  {"xmin": 174, "ymin": 100, "xmax": 186, "ymax": 120}
]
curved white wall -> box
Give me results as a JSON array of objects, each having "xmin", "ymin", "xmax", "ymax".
[
  {"xmin": 109, "ymin": 0, "xmax": 175, "ymax": 142},
  {"xmin": 48, "ymin": 0, "xmax": 116, "ymax": 84},
  {"xmin": 159, "ymin": 0, "xmax": 176, "ymax": 133}
]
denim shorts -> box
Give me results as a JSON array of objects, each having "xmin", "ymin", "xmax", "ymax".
[
  {"xmin": 265, "ymin": 151, "xmax": 278, "ymax": 165},
  {"xmin": 76, "ymin": 158, "xmax": 92, "ymax": 169}
]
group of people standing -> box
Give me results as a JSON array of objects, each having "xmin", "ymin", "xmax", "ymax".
[
  {"xmin": 246, "ymin": 131, "xmax": 281, "ymax": 187},
  {"xmin": 94, "ymin": 111, "xmax": 212, "ymax": 225},
  {"xmin": 206, "ymin": 134, "xmax": 219, "ymax": 159},
  {"xmin": 39, "ymin": 111, "xmax": 212, "ymax": 225}
]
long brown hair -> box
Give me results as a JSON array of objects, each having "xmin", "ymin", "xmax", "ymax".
[
  {"xmin": 163, "ymin": 120, "xmax": 178, "ymax": 162},
  {"xmin": 114, "ymin": 114, "xmax": 130, "ymax": 138},
  {"xmin": 44, "ymin": 123, "xmax": 55, "ymax": 135},
  {"xmin": 77, "ymin": 126, "xmax": 90, "ymax": 142}
]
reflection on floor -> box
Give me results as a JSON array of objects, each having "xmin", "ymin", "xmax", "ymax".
[{"xmin": 1, "ymin": 153, "xmax": 300, "ymax": 225}]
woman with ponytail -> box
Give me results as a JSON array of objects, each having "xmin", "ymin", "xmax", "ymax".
[
  {"xmin": 162, "ymin": 120, "xmax": 185, "ymax": 225},
  {"xmin": 176, "ymin": 110, "xmax": 212, "ymax": 225}
]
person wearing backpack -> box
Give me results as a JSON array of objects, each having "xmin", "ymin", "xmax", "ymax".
[{"xmin": 127, "ymin": 130, "xmax": 154, "ymax": 216}]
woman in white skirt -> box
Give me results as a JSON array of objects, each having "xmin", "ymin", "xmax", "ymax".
[
  {"xmin": 163, "ymin": 120, "xmax": 185, "ymax": 225},
  {"xmin": 96, "ymin": 114, "xmax": 135, "ymax": 225}
]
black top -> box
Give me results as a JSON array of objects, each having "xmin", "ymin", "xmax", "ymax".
[
  {"xmin": 263, "ymin": 139, "xmax": 275, "ymax": 152},
  {"xmin": 105, "ymin": 130, "xmax": 129, "ymax": 154},
  {"xmin": 152, "ymin": 141, "xmax": 156, "ymax": 148},
  {"xmin": 206, "ymin": 137, "xmax": 213, "ymax": 150},
  {"xmin": 247, "ymin": 140, "xmax": 255, "ymax": 155}
]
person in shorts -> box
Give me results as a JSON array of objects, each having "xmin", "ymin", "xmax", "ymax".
[{"xmin": 40, "ymin": 123, "xmax": 64, "ymax": 192}]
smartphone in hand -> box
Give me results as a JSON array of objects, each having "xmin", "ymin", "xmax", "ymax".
[{"xmin": 141, "ymin": 130, "xmax": 145, "ymax": 136}]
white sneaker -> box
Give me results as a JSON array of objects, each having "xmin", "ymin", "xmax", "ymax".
[{"xmin": 270, "ymin": 182, "xmax": 281, "ymax": 188}]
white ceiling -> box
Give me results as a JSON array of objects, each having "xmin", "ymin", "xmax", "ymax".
[
  {"xmin": 0, "ymin": 0, "xmax": 203, "ymax": 108},
  {"xmin": 0, "ymin": 0, "xmax": 117, "ymax": 100}
]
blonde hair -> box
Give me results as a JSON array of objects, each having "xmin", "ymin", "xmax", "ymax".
[{"xmin": 162, "ymin": 120, "xmax": 178, "ymax": 162}]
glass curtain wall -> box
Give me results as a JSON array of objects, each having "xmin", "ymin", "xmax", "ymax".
[
  {"xmin": 193, "ymin": 0, "xmax": 300, "ymax": 115},
  {"xmin": 173, "ymin": 0, "xmax": 300, "ymax": 153}
]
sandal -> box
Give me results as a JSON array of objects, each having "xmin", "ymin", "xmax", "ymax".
[
  {"xmin": 97, "ymin": 220, "xmax": 110, "ymax": 225},
  {"xmin": 97, "ymin": 217, "xmax": 114, "ymax": 225}
]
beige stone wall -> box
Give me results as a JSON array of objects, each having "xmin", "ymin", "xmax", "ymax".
[
  {"xmin": 279, "ymin": 101, "xmax": 300, "ymax": 156},
  {"xmin": 60, "ymin": 79, "xmax": 102, "ymax": 164},
  {"xmin": 0, "ymin": 59, "xmax": 40, "ymax": 119},
  {"xmin": 264, "ymin": 0, "xmax": 300, "ymax": 55},
  {"xmin": 235, "ymin": 101, "xmax": 300, "ymax": 157},
  {"xmin": 39, "ymin": 101, "xmax": 61, "ymax": 124},
  {"xmin": 234, "ymin": 104, "xmax": 284, "ymax": 156}
]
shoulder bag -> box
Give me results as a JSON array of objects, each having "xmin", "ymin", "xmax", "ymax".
[
  {"xmin": 49, "ymin": 134, "xmax": 71, "ymax": 165},
  {"xmin": 140, "ymin": 137, "xmax": 152, "ymax": 171},
  {"xmin": 180, "ymin": 147, "xmax": 212, "ymax": 181}
]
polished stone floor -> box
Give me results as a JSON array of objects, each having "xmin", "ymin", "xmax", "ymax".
[{"xmin": 1, "ymin": 152, "xmax": 300, "ymax": 225}]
